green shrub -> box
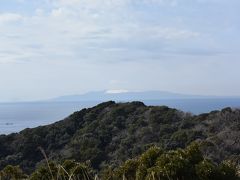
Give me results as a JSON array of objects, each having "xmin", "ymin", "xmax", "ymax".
[{"xmin": 0, "ymin": 165, "xmax": 28, "ymax": 180}]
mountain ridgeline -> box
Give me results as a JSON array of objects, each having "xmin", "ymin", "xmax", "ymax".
[{"xmin": 0, "ymin": 101, "xmax": 239, "ymax": 175}]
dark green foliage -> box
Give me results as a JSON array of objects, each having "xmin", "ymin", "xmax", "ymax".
[
  {"xmin": 0, "ymin": 144, "xmax": 239, "ymax": 180},
  {"xmin": 30, "ymin": 160, "xmax": 94, "ymax": 180},
  {"xmin": 195, "ymin": 159, "xmax": 220, "ymax": 180},
  {"xmin": 0, "ymin": 101, "xmax": 239, "ymax": 176},
  {"xmin": 110, "ymin": 143, "xmax": 239, "ymax": 180},
  {"xmin": 136, "ymin": 146, "xmax": 163, "ymax": 179},
  {"xmin": 218, "ymin": 161, "xmax": 240, "ymax": 180},
  {"xmin": 114, "ymin": 159, "xmax": 139, "ymax": 180},
  {"xmin": 0, "ymin": 165, "xmax": 28, "ymax": 180}
]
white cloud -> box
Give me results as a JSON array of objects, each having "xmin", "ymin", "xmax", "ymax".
[
  {"xmin": 106, "ymin": 89, "xmax": 129, "ymax": 94},
  {"xmin": 0, "ymin": 13, "xmax": 23, "ymax": 23},
  {"xmin": 52, "ymin": 0, "xmax": 178, "ymax": 10},
  {"xmin": 0, "ymin": 0, "xmax": 239, "ymax": 100},
  {"xmin": 0, "ymin": 0, "xmax": 201, "ymax": 65}
]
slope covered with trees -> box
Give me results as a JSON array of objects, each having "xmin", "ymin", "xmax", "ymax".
[{"xmin": 0, "ymin": 101, "xmax": 239, "ymax": 176}]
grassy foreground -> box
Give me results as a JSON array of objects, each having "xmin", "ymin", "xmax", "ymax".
[{"xmin": 0, "ymin": 143, "xmax": 239, "ymax": 180}]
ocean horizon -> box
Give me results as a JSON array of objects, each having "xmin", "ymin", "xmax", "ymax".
[{"xmin": 0, "ymin": 98, "xmax": 240, "ymax": 135}]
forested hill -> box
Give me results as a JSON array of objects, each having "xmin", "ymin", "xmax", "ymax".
[{"xmin": 0, "ymin": 101, "xmax": 239, "ymax": 173}]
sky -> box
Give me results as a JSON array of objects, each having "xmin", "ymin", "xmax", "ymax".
[{"xmin": 0, "ymin": 0, "xmax": 240, "ymax": 101}]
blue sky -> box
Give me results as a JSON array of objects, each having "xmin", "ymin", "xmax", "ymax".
[{"xmin": 0, "ymin": 0, "xmax": 240, "ymax": 101}]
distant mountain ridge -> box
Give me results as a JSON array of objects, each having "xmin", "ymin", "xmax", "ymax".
[{"xmin": 51, "ymin": 90, "xmax": 220, "ymax": 102}]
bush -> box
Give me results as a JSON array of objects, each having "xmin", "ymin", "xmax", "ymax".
[
  {"xmin": 0, "ymin": 165, "xmax": 28, "ymax": 180},
  {"xmin": 108, "ymin": 143, "xmax": 240, "ymax": 180},
  {"xmin": 30, "ymin": 160, "xmax": 94, "ymax": 180}
]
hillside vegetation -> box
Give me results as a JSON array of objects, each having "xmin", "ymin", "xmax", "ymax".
[
  {"xmin": 1, "ymin": 143, "xmax": 239, "ymax": 179},
  {"xmin": 0, "ymin": 101, "xmax": 239, "ymax": 177}
]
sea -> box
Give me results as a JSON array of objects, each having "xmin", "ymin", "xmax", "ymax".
[{"xmin": 0, "ymin": 98, "xmax": 240, "ymax": 135}]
